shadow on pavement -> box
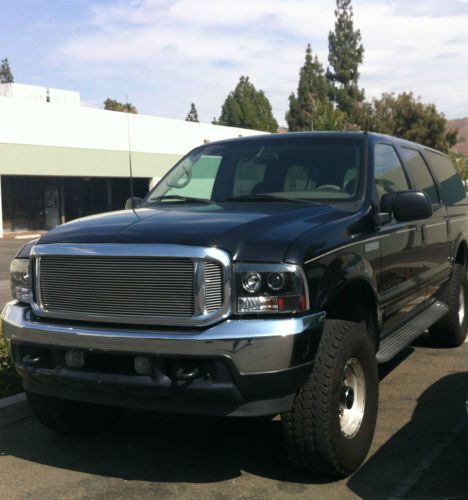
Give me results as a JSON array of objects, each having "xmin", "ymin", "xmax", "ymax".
[
  {"xmin": 0, "ymin": 346, "xmax": 416, "ymax": 487},
  {"xmin": 1, "ymin": 345, "xmax": 466, "ymax": 493},
  {"xmin": 347, "ymin": 371, "xmax": 468, "ymax": 498},
  {"xmin": 2, "ymin": 409, "xmax": 332, "ymax": 485}
]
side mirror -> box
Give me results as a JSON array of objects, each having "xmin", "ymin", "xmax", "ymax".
[
  {"xmin": 125, "ymin": 196, "xmax": 143, "ymax": 209},
  {"xmin": 381, "ymin": 190, "xmax": 432, "ymax": 222}
]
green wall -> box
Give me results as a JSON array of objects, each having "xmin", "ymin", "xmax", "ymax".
[{"xmin": 0, "ymin": 143, "xmax": 181, "ymax": 178}]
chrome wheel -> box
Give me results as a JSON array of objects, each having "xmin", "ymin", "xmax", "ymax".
[
  {"xmin": 459, "ymin": 288, "xmax": 465, "ymax": 326},
  {"xmin": 339, "ymin": 358, "xmax": 366, "ymax": 438}
]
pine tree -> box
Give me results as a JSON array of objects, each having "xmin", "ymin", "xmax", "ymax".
[
  {"xmin": 185, "ymin": 103, "xmax": 199, "ymax": 122},
  {"xmin": 216, "ymin": 76, "xmax": 278, "ymax": 132},
  {"xmin": 0, "ymin": 58, "xmax": 14, "ymax": 84},
  {"xmin": 327, "ymin": 0, "xmax": 365, "ymax": 123},
  {"xmin": 286, "ymin": 45, "xmax": 345, "ymax": 131}
]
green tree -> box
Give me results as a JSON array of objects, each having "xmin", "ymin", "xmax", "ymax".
[
  {"xmin": 450, "ymin": 151, "xmax": 468, "ymax": 181},
  {"xmin": 327, "ymin": 0, "xmax": 365, "ymax": 123},
  {"xmin": 369, "ymin": 92, "xmax": 459, "ymax": 152},
  {"xmin": 0, "ymin": 58, "xmax": 14, "ymax": 84},
  {"xmin": 215, "ymin": 76, "xmax": 278, "ymax": 132},
  {"xmin": 286, "ymin": 44, "xmax": 345, "ymax": 131},
  {"xmin": 103, "ymin": 98, "xmax": 138, "ymax": 114},
  {"xmin": 185, "ymin": 103, "xmax": 199, "ymax": 122}
]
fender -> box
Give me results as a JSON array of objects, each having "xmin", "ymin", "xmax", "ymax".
[
  {"xmin": 450, "ymin": 231, "xmax": 468, "ymax": 265},
  {"xmin": 305, "ymin": 248, "xmax": 380, "ymax": 317}
]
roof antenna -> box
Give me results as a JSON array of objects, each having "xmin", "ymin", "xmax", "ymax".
[{"xmin": 125, "ymin": 95, "xmax": 136, "ymax": 212}]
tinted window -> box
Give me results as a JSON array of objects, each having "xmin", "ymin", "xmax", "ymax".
[
  {"xmin": 425, "ymin": 150, "xmax": 466, "ymax": 205},
  {"xmin": 233, "ymin": 160, "xmax": 266, "ymax": 197},
  {"xmin": 164, "ymin": 154, "xmax": 222, "ymax": 199},
  {"xmin": 401, "ymin": 148, "xmax": 439, "ymax": 204},
  {"xmin": 147, "ymin": 138, "xmax": 364, "ymax": 203},
  {"xmin": 374, "ymin": 144, "xmax": 409, "ymax": 200}
]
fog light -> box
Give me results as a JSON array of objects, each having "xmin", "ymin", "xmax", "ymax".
[
  {"xmin": 134, "ymin": 356, "xmax": 152, "ymax": 375},
  {"xmin": 65, "ymin": 350, "xmax": 85, "ymax": 368}
]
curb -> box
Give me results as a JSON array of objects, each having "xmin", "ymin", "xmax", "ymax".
[{"xmin": 0, "ymin": 392, "xmax": 30, "ymax": 428}]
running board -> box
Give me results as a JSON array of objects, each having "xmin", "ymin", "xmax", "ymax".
[{"xmin": 376, "ymin": 301, "xmax": 449, "ymax": 363}]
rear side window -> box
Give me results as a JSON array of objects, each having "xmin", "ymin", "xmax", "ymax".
[
  {"xmin": 374, "ymin": 144, "xmax": 409, "ymax": 200},
  {"xmin": 401, "ymin": 148, "xmax": 439, "ymax": 204},
  {"xmin": 424, "ymin": 150, "xmax": 466, "ymax": 205}
]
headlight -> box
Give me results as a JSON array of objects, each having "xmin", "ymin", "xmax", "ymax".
[
  {"xmin": 10, "ymin": 258, "xmax": 30, "ymax": 303},
  {"xmin": 10, "ymin": 238, "xmax": 38, "ymax": 303},
  {"xmin": 234, "ymin": 263, "xmax": 309, "ymax": 314}
]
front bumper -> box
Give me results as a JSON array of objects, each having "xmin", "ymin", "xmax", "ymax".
[{"xmin": 2, "ymin": 301, "xmax": 325, "ymax": 416}]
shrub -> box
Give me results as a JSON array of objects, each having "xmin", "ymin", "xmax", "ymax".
[{"xmin": 0, "ymin": 327, "xmax": 22, "ymax": 398}]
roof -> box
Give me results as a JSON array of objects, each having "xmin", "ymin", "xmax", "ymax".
[{"xmin": 206, "ymin": 130, "xmax": 449, "ymax": 157}]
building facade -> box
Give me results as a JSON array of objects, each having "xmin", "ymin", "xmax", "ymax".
[{"xmin": 0, "ymin": 90, "xmax": 264, "ymax": 237}]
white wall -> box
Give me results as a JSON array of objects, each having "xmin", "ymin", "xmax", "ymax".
[
  {"xmin": 48, "ymin": 88, "xmax": 80, "ymax": 106},
  {"xmin": 0, "ymin": 83, "xmax": 48, "ymax": 104},
  {"xmin": 0, "ymin": 97, "xmax": 266, "ymax": 156}
]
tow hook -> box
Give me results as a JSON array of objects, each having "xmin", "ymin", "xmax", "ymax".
[
  {"xmin": 175, "ymin": 367, "xmax": 200, "ymax": 381},
  {"xmin": 22, "ymin": 355, "xmax": 41, "ymax": 367}
]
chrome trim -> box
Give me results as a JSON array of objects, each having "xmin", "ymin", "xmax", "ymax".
[
  {"xmin": 30, "ymin": 243, "xmax": 231, "ymax": 328},
  {"xmin": 34, "ymin": 256, "xmax": 43, "ymax": 308},
  {"xmin": 448, "ymin": 215, "xmax": 468, "ymax": 222},
  {"xmin": 423, "ymin": 222, "xmax": 447, "ymax": 229},
  {"xmin": 1, "ymin": 302, "xmax": 325, "ymax": 374},
  {"xmin": 304, "ymin": 234, "xmax": 389, "ymax": 265}
]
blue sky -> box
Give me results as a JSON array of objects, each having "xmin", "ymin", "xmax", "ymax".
[{"xmin": 2, "ymin": 0, "xmax": 468, "ymax": 125}]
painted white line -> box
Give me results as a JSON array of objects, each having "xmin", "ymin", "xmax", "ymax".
[
  {"xmin": 388, "ymin": 416, "xmax": 468, "ymax": 499},
  {"xmin": 14, "ymin": 234, "xmax": 41, "ymax": 240}
]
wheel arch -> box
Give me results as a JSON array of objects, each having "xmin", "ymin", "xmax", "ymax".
[
  {"xmin": 453, "ymin": 237, "xmax": 468, "ymax": 266},
  {"xmin": 324, "ymin": 278, "xmax": 380, "ymax": 350}
]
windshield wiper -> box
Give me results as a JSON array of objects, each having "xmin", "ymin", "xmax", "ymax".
[
  {"xmin": 225, "ymin": 194, "xmax": 307, "ymax": 204},
  {"xmin": 148, "ymin": 195, "xmax": 214, "ymax": 204}
]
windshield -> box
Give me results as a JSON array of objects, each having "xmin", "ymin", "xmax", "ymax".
[{"xmin": 146, "ymin": 137, "xmax": 364, "ymax": 204}]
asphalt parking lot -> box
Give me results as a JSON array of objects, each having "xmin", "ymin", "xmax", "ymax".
[{"xmin": 1, "ymin": 239, "xmax": 467, "ymax": 499}]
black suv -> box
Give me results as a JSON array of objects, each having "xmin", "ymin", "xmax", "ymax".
[{"xmin": 3, "ymin": 132, "xmax": 468, "ymax": 478}]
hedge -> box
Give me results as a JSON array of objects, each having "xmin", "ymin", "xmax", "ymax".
[{"xmin": 0, "ymin": 326, "xmax": 22, "ymax": 398}]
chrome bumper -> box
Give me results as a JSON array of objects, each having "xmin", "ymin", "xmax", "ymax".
[{"xmin": 1, "ymin": 301, "xmax": 325, "ymax": 375}]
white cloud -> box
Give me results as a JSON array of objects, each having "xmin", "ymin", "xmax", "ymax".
[{"xmin": 53, "ymin": 0, "xmax": 468, "ymax": 124}]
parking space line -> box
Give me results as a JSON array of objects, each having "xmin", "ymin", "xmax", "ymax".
[{"xmin": 388, "ymin": 416, "xmax": 468, "ymax": 499}]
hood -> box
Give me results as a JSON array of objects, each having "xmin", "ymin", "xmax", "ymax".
[{"xmin": 39, "ymin": 202, "xmax": 347, "ymax": 262}]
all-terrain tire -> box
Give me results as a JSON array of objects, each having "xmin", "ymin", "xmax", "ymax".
[
  {"xmin": 26, "ymin": 392, "xmax": 125, "ymax": 436},
  {"xmin": 282, "ymin": 319, "xmax": 379, "ymax": 478},
  {"xmin": 429, "ymin": 262, "xmax": 468, "ymax": 347}
]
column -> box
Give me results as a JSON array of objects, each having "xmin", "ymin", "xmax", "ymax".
[{"xmin": 0, "ymin": 175, "xmax": 3, "ymax": 239}]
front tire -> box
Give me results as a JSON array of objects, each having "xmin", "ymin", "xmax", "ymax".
[
  {"xmin": 429, "ymin": 262, "xmax": 468, "ymax": 347},
  {"xmin": 26, "ymin": 392, "xmax": 124, "ymax": 436},
  {"xmin": 282, "ymin": 320, "xmax": 378, "ymax": 478}
]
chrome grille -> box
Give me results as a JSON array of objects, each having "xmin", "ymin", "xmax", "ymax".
[
  {"xmin": 32, "ymin": 244, "xmax": 231, "ymax": 327},
  {"xmin": 39, "ymin": 255, "xmax": 195, "ymax": 319},
  {"xmin": 205, "ymin": 261, "xmax": 224, "ymax": 313}
]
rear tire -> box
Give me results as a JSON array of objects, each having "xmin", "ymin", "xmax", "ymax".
[
  {"xmin": 282, "ymin": 320, "xmax": 378, "ymax": 478},
  {"xmin": 429, "ymin": 262, "xmax": 468, "ymax": 347},
  {"xmin": 26, "ymin": 392, "xmax": 124, "ymax": 436}
]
